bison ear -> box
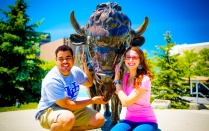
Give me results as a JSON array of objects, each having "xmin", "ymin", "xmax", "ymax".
[
  {"xmin": 69, "ymin": 34, "xmax": 86, "ymax": 45},
  {"xmin": 130, "ymin": 36, "xmax": 145, "ymax": 47}
]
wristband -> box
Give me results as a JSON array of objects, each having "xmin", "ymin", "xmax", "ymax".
[{"xmin": 114, "ymin": 80, "xmax": 121, "ymax": 85}]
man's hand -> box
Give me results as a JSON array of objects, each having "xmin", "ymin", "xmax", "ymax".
[
  {"xmin": 81, "ymin": 52, "xmax": 86, "ymax": 64},
  {"xmin": 92, "ymin": 96, "xmax": 108, "ymax": 104},
  {"xmin": 81, "ymin": 51, "xmax": 93, "ymax": 87}
]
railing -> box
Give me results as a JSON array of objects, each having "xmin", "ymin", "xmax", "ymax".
[{"xmin": 190, "ymin": 80, "xmax": 209, "ymax": 103}]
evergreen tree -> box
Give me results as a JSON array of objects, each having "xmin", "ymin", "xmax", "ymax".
[
  {"xmin": 0, "ymin": 0, "xmax": 46, "ymax": 106},
  {"xmin": 152, "ymin": 31, "xmax": 189, "ymax": 109}
]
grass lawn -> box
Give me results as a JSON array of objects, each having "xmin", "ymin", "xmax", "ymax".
[{"xmin": 0, "ymin": 102, "xmax": 38, "ymax": 112}]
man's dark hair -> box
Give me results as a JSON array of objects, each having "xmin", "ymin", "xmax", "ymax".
[{"xmin": 55, "ymin": 45, "xmax": 74, "ymax": 57}]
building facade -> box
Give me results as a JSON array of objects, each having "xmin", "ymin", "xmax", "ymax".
[
  {"xmin": 171, "ymin": 42, "xmax": 209, "ymax": 55},
  {"xmin": 171, "ymin": 42, "xmax": 209, "ymax": 83},
  {"xmin": 40, "ymin": 38, "xmax": 76, "ymax": 61}
]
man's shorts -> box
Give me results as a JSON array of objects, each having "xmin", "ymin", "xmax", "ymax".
[{"xmin": 38, "ymin": 106, "xmax": 97, "ymax": 129}]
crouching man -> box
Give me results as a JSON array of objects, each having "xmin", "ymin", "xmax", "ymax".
[{"xmin": 35, "ymin": 45, "xmax": 107, "ymax": 131}]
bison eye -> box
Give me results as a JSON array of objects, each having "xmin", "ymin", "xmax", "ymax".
[
  {"xmin": 106, "ymin": 18, "xmax": 117, "ymax": 29},
  {"xmin": 98, "ymin": 36, "xmax": 110, "ymax": 43},
  {"xmin": 105, "ymin": 37, "xmax": 110, "ymax": 43}
]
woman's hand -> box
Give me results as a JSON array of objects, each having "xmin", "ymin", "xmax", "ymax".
[
  {"xmin": 114, "ymin": 64, "xmax": 122, "ymax": 94},
  {"xmin": 114, "ymin": 64, "xmax": 120, "ymax": 81}
]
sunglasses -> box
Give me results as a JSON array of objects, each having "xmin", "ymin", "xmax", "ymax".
[{"xmin": 125, "ymin": 56, "xmax": 139, "ymax": 60}]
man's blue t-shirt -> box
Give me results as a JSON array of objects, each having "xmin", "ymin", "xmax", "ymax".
[{"xmin": 35, "ymin": 66, "xmax": 87, "ymax": 119}]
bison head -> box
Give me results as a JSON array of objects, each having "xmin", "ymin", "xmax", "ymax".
[{"xmin": 69, "ymin": 2, "xmax": 148, "ymax": 101}]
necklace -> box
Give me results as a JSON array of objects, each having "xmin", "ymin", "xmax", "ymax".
[
  {"xmin": 126, "ymin": 76, "xmax": 134, "ymax": 88},
  {"xmin": 128, "ymin": 77, "xmax": 134, "ymax": 81}
]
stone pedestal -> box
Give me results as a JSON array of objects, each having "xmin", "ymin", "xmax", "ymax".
[
  {"xmin": 151, "ymin": 99, "xmax": 171, "ymax": 109},
  {"xmin": 190, "ymin": 103, "xmax": 208, "ymax": 110},
  {"xmin": 189, "ymin": 103, "xmax": 200, "ymax": 110}
]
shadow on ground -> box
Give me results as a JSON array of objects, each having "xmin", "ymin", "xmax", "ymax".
[{"xmin": 199, "ymin": 104, "xmax": 209, "ymax": 109}]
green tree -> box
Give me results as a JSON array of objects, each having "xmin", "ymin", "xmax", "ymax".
[
  {"xmin": 195, "ymin": 48, "xmax": 209, "ymax": 77},
  {"xmin": 0, "ymin": 0, "xmax": 46, "ymax": 106},
  {"xmin": 179, "ymin": 49, "xmax": 198, "ymax": 86},
  {"xmin": 152, "ymin": 31, "xmax": 189, "ymax": 109},
  {"xmin": 41, "ymin": 60, "xmax": 55, "ymax": 73}
]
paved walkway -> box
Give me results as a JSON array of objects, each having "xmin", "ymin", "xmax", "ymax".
[{"xmin": 0, "ymin": 108, "xmax": 209, "ymax": 131}]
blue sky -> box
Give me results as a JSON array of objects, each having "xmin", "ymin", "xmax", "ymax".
[{"xmin": 1, "ymin": 0, "xmax": 209, "ymax": 56}]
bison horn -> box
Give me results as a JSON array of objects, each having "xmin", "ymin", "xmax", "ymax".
[
  {"xmin": 135, "ymin": 16, "xmax": 149, "ymax": 36},
  {"xmin": 70, "ymin": 11, "xmax": 85, "ymax": 35}
]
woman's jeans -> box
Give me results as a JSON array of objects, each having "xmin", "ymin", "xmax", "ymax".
[{"xmin": 110, "ymin": 120, "xmax": 158, "ymax": 131}]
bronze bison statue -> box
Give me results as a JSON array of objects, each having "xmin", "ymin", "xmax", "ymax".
[{"xmin": 69, "ymin": 2, "xmax": 148, "ymax": 127}]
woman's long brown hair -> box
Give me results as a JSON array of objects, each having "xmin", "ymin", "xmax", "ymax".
[{"xmin": 124, "ymin": 46, "xmax": 154, "ymax": 89}]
